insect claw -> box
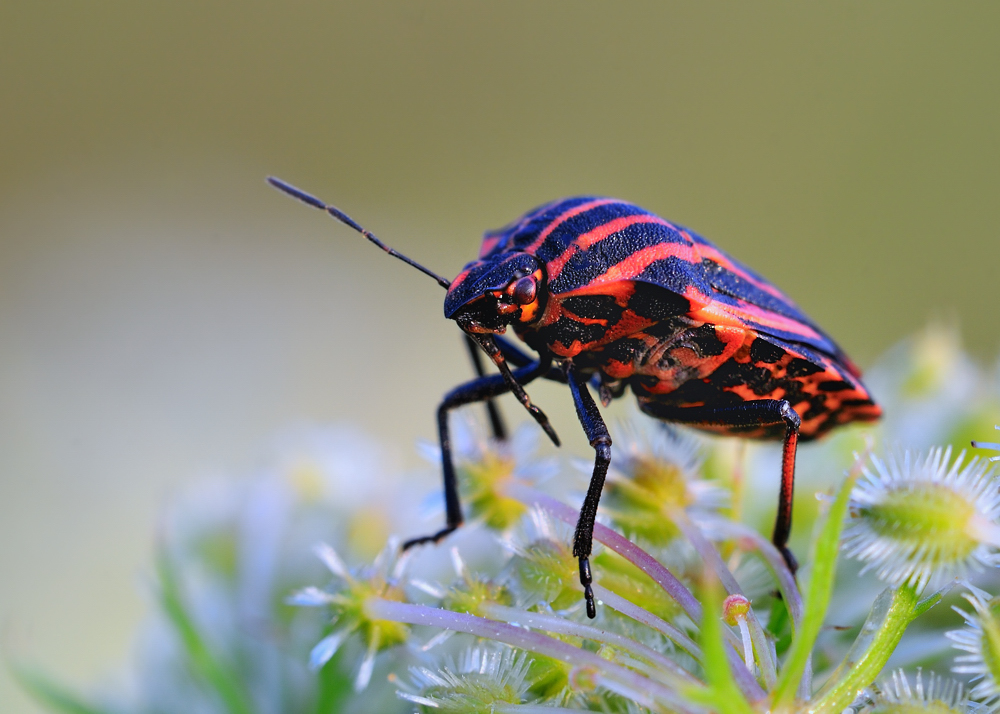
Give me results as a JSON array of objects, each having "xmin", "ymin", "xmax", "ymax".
[
  {"xmin": 470, "ymin": 333, "xmax": 559, "ymax": 445},
  {"xmin": 532, "ymin": 409, "xmax": 561, "ymax": 446},
  {"xmin": 512, "ymin": 387, "xmax": 559, "ymax": 445},
  {"xmin": 401, "ymin": 524, "xmax": 460, "ymax": 551},
  {"xmin": 578, "ymin": 556, "xmax": 596, "ymax": 618},
  {"xmin": 778, "ymin": 545, "xmax": 799, "ymax": 574}
]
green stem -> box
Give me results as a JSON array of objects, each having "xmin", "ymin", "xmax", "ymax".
[
  {"xmin": 156, "ymin": 554, "xmax": 256, "ymax": 714},
  {"xmin": 772, "ymin": 464, "xmax": 860, "ymax": 709},
  {"xmin": 809, "ymin": 584, "xmax": 921, "ymax": 714},
  {"xmin": 689, "ymin": 575, "xmax": 756, "ymax": 714}
]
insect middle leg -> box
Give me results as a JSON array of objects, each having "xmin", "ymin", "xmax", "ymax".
[
  {"xmin": 641, "ymin": 399, "xmax": 801, "ymax": 572},
  {"xmin": 566, "ymin": 367, "xmax": 612, "ymax": 619},
  {"xmin": 402, "ymin": 356, "xmax": 552, "ymax": 551}
]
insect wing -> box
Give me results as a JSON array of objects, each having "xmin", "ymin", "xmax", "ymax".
[
  {"xmin": 685, "ymin": 230, "xmax": 854, "ymax": 370},
  {"xmin": 479, "ymin": 196, "xmax": 855, "ymax": 371}
]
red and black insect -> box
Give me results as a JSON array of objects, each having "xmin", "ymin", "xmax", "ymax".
[{"xmin": 269, "ymin": 179, "xmax": 882, "ymax": 618}]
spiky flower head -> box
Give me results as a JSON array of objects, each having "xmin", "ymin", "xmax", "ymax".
[
  {"xmin": 396, "ymin": 647, "xmax": 536, "ymax": 713},
  {"xmin": 863, "ymin": 669, "xmax": 970, "ymax": 714},
  {"xmin": 421, "ymin": 419, "xmax": 557, "ymax": 533},
  {"xmin": 842, "ymin": 448, "xmax": 1000, "ymax": 591},
  {"xmin": 947, "ymin": 586, "xmax": 1000, "ymax": 704},
  {"xmin": 501, "ymin": 509, "xmax": 583, "ymax": 612},
  {"xmin": 434, "ymin": 547, "xmax": 515, "ymax": 617},
  {"xmin": 603, "ymin": 419, "xmax": 726, "ymax": 546}
]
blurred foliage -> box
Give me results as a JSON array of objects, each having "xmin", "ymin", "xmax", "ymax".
[{"xmin": 12, "ymin": 325, "xmax": 1000, "ymax": 713}]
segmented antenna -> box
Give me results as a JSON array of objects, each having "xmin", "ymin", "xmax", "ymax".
[
  {"xmin": 268, "ymin": 176, "xmax": 559, "ymax": 446},
  {"xmin": 267, "ymin": 177, "xmax": 451, "ymax": 289}
]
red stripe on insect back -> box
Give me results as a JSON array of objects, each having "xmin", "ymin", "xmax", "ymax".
[
  {"xmin": 545, "ymin": 214, "xmax": 673, "ymax": 282},
  {"xmin": 693, "ymin": 300, "xmax": 826, "ymax": 343},
  {"xmin": 479, "ymin": 200, "xmax": 562, "ymax": 258},
  {"xmin": 585, "ymin": 241, "xmax": 701, "ymax": 285},
  {"xmin": 523, "ymin": 198, "xmax": 621, "ymax": 254},
  {"xmin": 450, "ymin": 267, "xmax": 472, "ymax": 291},
  {"xmin": 478, "ymin": 234, "xmax": 504, "ymax": 258}
]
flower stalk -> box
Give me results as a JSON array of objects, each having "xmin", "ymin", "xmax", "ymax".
[
  {"xmin": 364, "ymin": 597, "xmax": 701, "ymax": 713},
  {"xmin": 772, "ymin": 458, "xmax": 860, "ymax": 710},
  {"xmin": 810, "ymin": 583, "xmax": 921, "ymax": 714},
  {"xmin": 479, "ymin": 601, "xmax": 697, "ymax": 686}
]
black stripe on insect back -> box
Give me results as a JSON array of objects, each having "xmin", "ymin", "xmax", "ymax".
[
  {"xmin": 629, "ymin": 256, "xmax": 713, "ymax": 300},
  {"xmin": 701, "ymin": 258, "xmax": 808, "ymax": 322},
  {"xmin": 505, "ymin": 200, "xmax": 642, "ymax": 259},
  {"xmin": 486, "ymin": 197, "xmax": 607, "ymax": 256},
  {"xmin": 547, "ymin": 221, "xmax": 698, "ymax": 294},
  {"xmin": 533, "ymin": 205, "xmax": 646, "ymax": 263}
]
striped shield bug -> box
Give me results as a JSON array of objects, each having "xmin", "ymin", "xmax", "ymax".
[{"xmin": 269, "ymin": 179, "xmax": 882, "ymax": 618}]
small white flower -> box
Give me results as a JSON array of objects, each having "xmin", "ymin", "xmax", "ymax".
[
  {"xmin": 842, "ymin": 448, "xmax": 1000, "ymax": 591},
  {"xmin": 288, "ymin": 541, "xmax": 411, "ymax": 687}
]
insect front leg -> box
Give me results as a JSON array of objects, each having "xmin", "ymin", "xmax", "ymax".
[
  {"xmin": 492, "ymin": 333, "xmax": 536, "ymax": 368},
  {"xmin": 402, "ymin": 357, "xmax": 552, "ymax": 551},
  {"xmin": 641, "ymin": 399, "xmax": 801, "ymax": 572},
  {"xmin": 464, "ymin": 334, "xmax": 508, "ymax": 442},
  {"xmin": 495, "ymin": 334, "xmax": 570, "ymax": 384},
  {"xmin": 566, "ymin": 367, "xmax": 612, "ymax": 619},
  {"xmin": 466, "ymin": 333, "xmax": 567, "ymax": 443}
]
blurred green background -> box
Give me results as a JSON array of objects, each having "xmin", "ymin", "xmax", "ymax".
[{"xmin": 1, "ymin": 3, "xmax": 998, "ymax": 711}]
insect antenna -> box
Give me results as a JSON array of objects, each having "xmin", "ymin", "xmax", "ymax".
[
  {"xmin": 267, "ymin": 177, "xmax": 452, "ymax": 289},
  {"xmin": 269, "ymin": 176, "xmax": 558, "ymax": 446}
]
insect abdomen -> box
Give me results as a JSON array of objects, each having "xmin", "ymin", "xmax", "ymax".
[{"xmin": 632, "ymin": 328, "xmax": 880, "ymax": 441}]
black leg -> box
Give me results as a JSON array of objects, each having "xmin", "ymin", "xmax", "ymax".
[
  {"xmin": 641, "ymin": 399, "xmax": 801, "ymax": 572},
  {"xmin": 402, "ymin": 357, "xmax": 552, "ymax": 550},
  {"xmin": 566, "ymin": 367, "xmax": 612, "ymax": 619},
  {"xmin": 464, "ymin": 334, "xmax": 507, "ymax": 441}
]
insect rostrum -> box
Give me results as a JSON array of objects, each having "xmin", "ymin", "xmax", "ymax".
[{"xmin": 268, "ymin": 179, "xmax": 882, "ymax": 619}]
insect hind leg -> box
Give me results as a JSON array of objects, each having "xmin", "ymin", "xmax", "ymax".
[{"xmin": 641, "ymin": 399, "xmax": 801, "ymax": 573}]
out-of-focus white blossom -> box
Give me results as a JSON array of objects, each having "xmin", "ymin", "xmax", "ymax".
[{"xmin": 948, "ymin": 585, "xmax": 1000, "ymax": 704}]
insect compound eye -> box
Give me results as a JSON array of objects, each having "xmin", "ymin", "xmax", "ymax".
[{"xmin": 511, "ymin": 276, "xmax": 538, "ymax": 305}]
